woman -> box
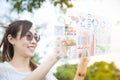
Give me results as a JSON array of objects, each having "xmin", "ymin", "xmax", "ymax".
[{"xmin": 0, "ymin": 20, "xmax": 89, "ymax": 80}]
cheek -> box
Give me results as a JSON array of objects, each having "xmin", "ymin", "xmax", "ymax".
[
  {"xmin": 18, "ymin": 42, "xmax": 34, "ymax": 57},
  {"xmin": 16, "ymin": 39, "xmax": 29, "ymax": 50}
]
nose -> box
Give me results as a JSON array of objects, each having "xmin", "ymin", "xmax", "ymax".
[{"xmin": 31, "ymin": 37, "xmax": 37, "ymax": 44}]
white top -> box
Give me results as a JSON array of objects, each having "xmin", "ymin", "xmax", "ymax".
[{"xmin": 0, "ymin": 62, "xmax": 57, "ymax": 80}]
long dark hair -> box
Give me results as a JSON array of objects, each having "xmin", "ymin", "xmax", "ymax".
[{"xmin": 0, "ymin": 20, "xmax": 37, "ymax": 71}]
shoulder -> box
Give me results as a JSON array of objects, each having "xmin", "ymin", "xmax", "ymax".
[
  {"xmin": 0, "ymin": 61, "xmax": 17, "ymax": 73},
  {"xmin": 0, "ymin": 62, "xmax": 9, "ymax": 72},
  {"xmin": 0, "ymin": 61, "xmax": 13, "ymax": 74},
  {"xmin": 0, "ymin": 62, "xmax": 9, "ymax": 79},
  {"xmin": 0, "ymin": 62, "xmax": 7, "ymax": 68},
  {"xmin": 0, "ymin": 61, "xmax": 10, "ymax": 67}
]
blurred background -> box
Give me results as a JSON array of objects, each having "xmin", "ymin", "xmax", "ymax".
[{"xmin": 0, "ymin": 0, "xmax": 120, "ymax": 80}]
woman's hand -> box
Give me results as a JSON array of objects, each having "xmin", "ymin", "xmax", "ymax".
[
  {"xmin": 54, "ymin": 37, "xmax": 69, "ymax": 60},
  {"xmin": 74, "ymin": 57, "xmax": 90, "ymax": 80}
]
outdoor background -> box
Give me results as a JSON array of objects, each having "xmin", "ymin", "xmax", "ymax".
[{"xmin": 0, "ymin": 0, "xmax": 120, "ymax": 80}]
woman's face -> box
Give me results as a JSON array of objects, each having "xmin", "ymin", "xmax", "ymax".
[{"xmin": 13, "ymin": 28, "xmax": 39, "ymax": 58}]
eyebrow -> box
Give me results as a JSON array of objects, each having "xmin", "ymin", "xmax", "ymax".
[{"xmin": 27, "ymin": 31, "xmax": 37, "ymax": 35}]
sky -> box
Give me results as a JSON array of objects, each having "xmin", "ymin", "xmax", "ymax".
[
  {"xmin": 0, "ymin": 0, "xmax": 120, "ymax": 69},
  {"xmin": 70, "ymin": 0, "xmax": 120, "ymax": 69},
  {"xmin": 33, "ymin": 0, "xmax": 120, "ymax": 69}
]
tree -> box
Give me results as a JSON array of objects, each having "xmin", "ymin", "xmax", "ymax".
[
  {"xmin": 54, "ymin": 64, "xmax": 77, "ymax": 80},
  {"xmin": 6, "ymin": 0, "xmax": 73, "ymax": 13},
  {"xmin": 54, "ymin": 61, "xmax": 120, "ymax": 80},
  {"xmin": 85, "ymin": 61, "xmax": 120, "ymax": 80}
]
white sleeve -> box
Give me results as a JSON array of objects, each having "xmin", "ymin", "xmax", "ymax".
[
  {"xmin": 46, "ymin": 71, "xmax": 58, "ymax": 80},
  {"xmin": 0, "ymin": 63, "xmax": 8, "ymax": 80}
]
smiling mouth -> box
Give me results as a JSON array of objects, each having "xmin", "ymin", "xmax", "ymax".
[{"xmin": 28, "ymin": 46, "xmax": 35, "ymax": 51}]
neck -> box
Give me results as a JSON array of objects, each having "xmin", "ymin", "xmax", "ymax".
[{"xmin": 9, "ymin": 55, "xmax": 31, "ymax": 72}]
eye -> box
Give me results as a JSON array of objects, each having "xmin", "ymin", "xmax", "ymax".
[
  {"xmin": 25, "ymin": 32, "xmax": 33, "ymax": 41},
  {"xmin": 34, "ymin": 34, "xmax": 40, "ymax": 42}
]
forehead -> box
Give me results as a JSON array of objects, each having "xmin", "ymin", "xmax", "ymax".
[
  {"xmin": 29, "ymin": 27, "xmax": 37, "ymax": 34},
  {"xmin": 18, "ymin": 27, "xmax": 37, "ymax": 35}
]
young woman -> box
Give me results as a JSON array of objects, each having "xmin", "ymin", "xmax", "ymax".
[{"xmin": 0, "ymin": 20, "xmax": 89, "ymax": 80}]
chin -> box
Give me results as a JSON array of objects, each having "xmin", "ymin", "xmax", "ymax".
[
  {"xmin": 29, "ymin": 52, "xmax": 35, "ymax": 57},
  {"xmin": 25, "ymin": 52, "xmax": 35, "ymax": 57}
]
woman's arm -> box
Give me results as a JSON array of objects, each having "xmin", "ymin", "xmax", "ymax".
[
  {"xmin": 24, "ymin": 54, "xmax": 59, "ymax": 80},
  {"xmin": 74, "ymin": 57, "xmax": 90, "ymax": 80},
  {"xmin": 24, "ymin": 38, "xmax": 69, "ymax": 80}
]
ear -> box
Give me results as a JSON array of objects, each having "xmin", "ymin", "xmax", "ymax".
[{"xmin": 7, "ymin": 34, "xmax": 15, "ymax": 45}]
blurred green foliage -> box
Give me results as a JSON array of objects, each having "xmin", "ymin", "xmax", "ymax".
[
  {"xmin": 31, "ymin": 53, "xmax": 41, "ymax": 64},
  {"xmin": 6, "ymin": 0, "xmax": 73, "ymax": 13},
  {"xmin": 54, "ymin": 64, "xmax": 77, "ymax": 80},
  {"xmin": 85, "ymin": 61, "xmax": 120, "ymax": 80},
  {"xmin": 54, "ymin": 61, "xmax": 120, "ymax": 80}
]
